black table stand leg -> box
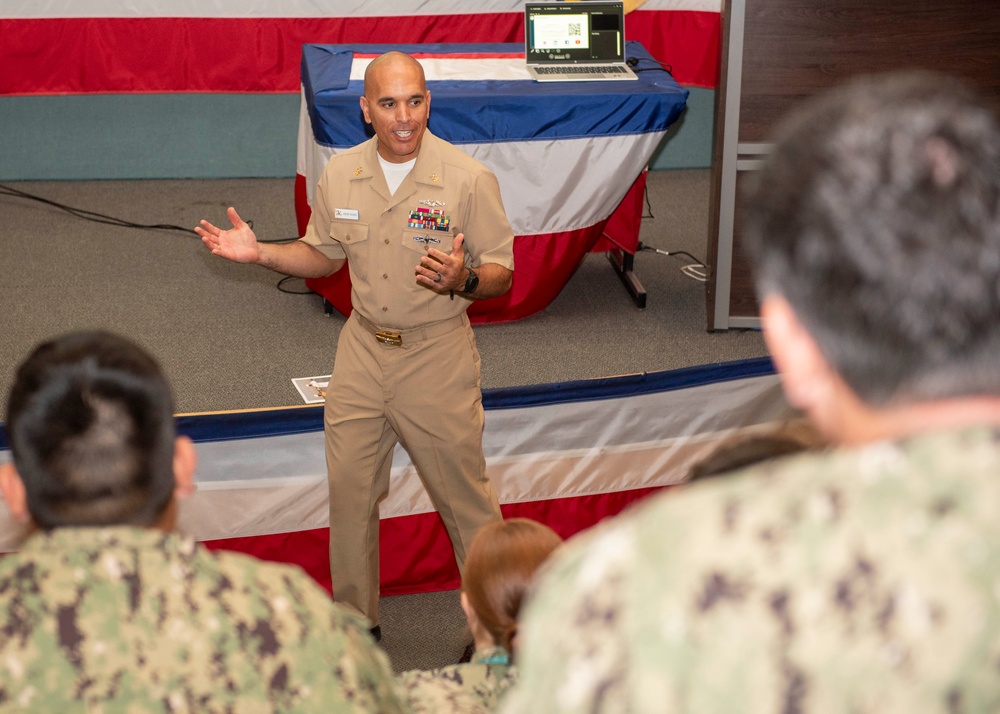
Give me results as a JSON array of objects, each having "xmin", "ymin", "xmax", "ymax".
[{"xmin": 608, "ymin": 248, "xmax": 647, "ymax": 309}]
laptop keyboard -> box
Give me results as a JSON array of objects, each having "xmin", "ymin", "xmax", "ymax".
[{"xmin": 536, "ymin": 65, "xmax": 628, "ymax": 75}]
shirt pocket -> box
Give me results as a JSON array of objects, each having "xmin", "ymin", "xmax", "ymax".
[
  {"xmin": 400, "ymin": 228, "xmax": 455, "ymax": 260},
  {"xmin": 330, "ymin": 221, "xmax": 370, "ymax": 281}
]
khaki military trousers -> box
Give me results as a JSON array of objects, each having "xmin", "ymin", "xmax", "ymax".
[{"xmin": 324, "ymin": 311, "xmax": 502, "ymax": 626}]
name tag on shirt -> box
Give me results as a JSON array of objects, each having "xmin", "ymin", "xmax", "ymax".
[{"xmin": 335, "ymin": 208, "xmax": 359, "ymax": 221}]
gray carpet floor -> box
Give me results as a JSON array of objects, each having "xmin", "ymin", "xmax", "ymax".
[
  {"xmin": 0, "ymin": 168, "xmax": 768, "ymax": 672},
  {"xmin": 0, "ymin": 169, "xmax": 767, "ymax": 417}
]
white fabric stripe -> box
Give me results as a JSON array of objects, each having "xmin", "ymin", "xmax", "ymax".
[
  {"xmin": 196, "ymin": 475, "xmax": 324, "ymax": 490},
  {"xmin": 178, "ymin": 480, "xmax": 332, "ymax": 540},
  {"xmin": 298, "ymin": 128, "xmax": 667, "ymax": 235},
  {"xmin": 172, "ymin": 427, "xmax": 759, "ymax": 541},
  {"xmin": 349, "ymin": 57, "xmax": 532, "ymax": 82},
  {"xmin": 482, "ymin": 375, "xmax": 788, "ymax": 463},
  {"xmin": 191, "ymin": 431, "xmax": 326, "ymax": 485},
  {"xmin": 4, "ymin": 0, "xmax": 720, "ymax": 20},
  {"xmin": 464, "ymin": 133, "xmax": 665, "ymax": 235}
]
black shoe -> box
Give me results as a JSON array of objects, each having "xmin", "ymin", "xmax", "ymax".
[
  {"xmin": 458, "ymin": 641, "xmax": 475, "ymax": 663},
  {"xmin": 369, "ymin": 625, "xmax": 382, "ymax": 643}
]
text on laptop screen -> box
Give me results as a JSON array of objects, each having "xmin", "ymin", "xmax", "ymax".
[{"xmin": 526, "ymin": 2, "xmax": 626, "ymax": 64}]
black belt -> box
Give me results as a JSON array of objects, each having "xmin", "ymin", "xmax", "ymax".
[{"xmin": 354, "ymin": 313, "xmax": 465, "ymax": 347}]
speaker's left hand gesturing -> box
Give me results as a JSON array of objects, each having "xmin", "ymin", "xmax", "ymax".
[{"xmin": 416, "ymin": 233, "xmax": 468, "ymax": 292}]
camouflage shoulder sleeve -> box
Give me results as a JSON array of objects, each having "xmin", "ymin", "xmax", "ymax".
[
  {"xmin": 217, "ymin": 555, "xmax": 408, "ymax": 713},
  {"xmin": 504, "ymin": 429, "xmax": 1000, "ymax": 713},
  {"xmin": 397, "ymin": 664, "xmax": 493, "ymax": 714},
  {"xmin": 0, "ymin": 531, "xmax": 408, "ymax": 712}
]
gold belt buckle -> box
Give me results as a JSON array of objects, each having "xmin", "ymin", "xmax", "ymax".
[{"xmin": 375, "ymin": 330, "xmax": 402, "ymax": 347}]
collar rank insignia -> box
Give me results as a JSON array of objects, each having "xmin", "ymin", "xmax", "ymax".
[
  {"xmin": 354, "ymin": 166, "xmax": 364, "ymax": 176},
  {"xmin": 429, "ymin": 173, "xmax": 440, "ymax": 183}
]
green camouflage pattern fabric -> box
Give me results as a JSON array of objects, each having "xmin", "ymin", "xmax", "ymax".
[
  {"xmin": 398, "ymin": 646, "xmax": 516, "ymax": 713},
  {"xmin": 0, "ymin": 527, "xmax": 406, "ymax": 713},
  {"xmin": 501, "ymin": 426, "xmax": 1000, "ymax": 713}
]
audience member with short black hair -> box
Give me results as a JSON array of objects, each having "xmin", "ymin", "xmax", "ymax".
[
  {"xmin": 0, "ymin": 330, "xmax": 405, "ymax": 712},
  {"xmin": 501, "ymin": 71, "xmax": 1000, "ymax": 712},
  {"xmin": 685, "ymin": 419, "xmax": 826, "ymax": 482},
  {"xmin": 399, "ymin": 518, "xmax": 563, "ymax": 713}
]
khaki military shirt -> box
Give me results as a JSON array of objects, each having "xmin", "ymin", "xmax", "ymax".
[
  {"xmin": 302, "ymin": 131, "xmax": 514, "ymax": 330},
  {"xmin": 0, "ymin": 527, "xmax": 406, "ymax": 713},
  {"xmin": 502, "ymin": 426, "xmax": 1000, "ymax": 713}
]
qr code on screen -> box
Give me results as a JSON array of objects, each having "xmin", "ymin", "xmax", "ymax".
[{"xmin": 568, "ymin": 22, "xmax": 582, "ymax": 36}]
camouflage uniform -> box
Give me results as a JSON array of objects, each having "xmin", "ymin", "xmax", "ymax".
[
  {"xmin": 398, "ymin": 646, "xmax": 516, "ymax": 713},
  {"xmin": 0, "ymin": 526, "xmax": 406, "ymax": 713},
  {"xmin": 501, "ymin": 427, "xmax": 1000, "ymax": 713}
]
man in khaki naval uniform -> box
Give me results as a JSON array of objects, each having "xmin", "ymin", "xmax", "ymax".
[{"xmin": 196, "ymin": 51, "xmax": 512, "ymax": 632}]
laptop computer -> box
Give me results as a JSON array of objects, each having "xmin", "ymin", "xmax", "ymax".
[{"xmin": 525, "ymin": 1, "xmax": 638, "ymax": 82}]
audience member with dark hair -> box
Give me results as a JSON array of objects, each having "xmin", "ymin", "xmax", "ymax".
[
  {"xmin": 685, "ymin": 418, "xmax": 826, "ymax": 482},
  {"xmin": 400, "ymin": 518, "xmax": 563, "ymax": 713},
  {"xmin": 0, "ymin": 330, "xmax": 405, "ymax": 712},
  {"xmin": 501, "ymin": 71, "xmax": 1000, "ymax": 712}
]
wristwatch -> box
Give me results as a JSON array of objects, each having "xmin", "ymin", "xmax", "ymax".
[{"xmin": 462, "ymin": 268, "xmax": 480, "ymax": 293}]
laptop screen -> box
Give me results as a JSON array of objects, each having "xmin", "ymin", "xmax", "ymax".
[{"xmin": 525, "ymin": 1, "xmax": 627, "ymax": 65}]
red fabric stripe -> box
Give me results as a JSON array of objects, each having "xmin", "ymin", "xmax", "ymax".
[
  {"xmin": 294, "ymin": 174, "xmax": 311, "ymax": 238},
  {"xmin": 627, "ymin": 9, "xmax": 721, "ymax": 89},
  {"xmin": 297, "ymin": 172, "xmax": 645, "ymax": 324},
  {"xmin": 0, "ymin": 11, "xmax": 718, "ymax": 96},
  {"xmin": 202, "ymin": 486, "xmax": 669, "ymax": 597},
  {"xmin": 0, "ymin": 16, "xmax": 522, "ymax": 95},
  {"xmin": 303, "ymin": 226, "xmax": 605, "ymax": 325},
  {"xmin": 354, "ymin": 52, "xmax": 526, "ymax": 60},
  {"xmin": 592, "ymin": 170, "xmax": 647, "ymax": 253}
]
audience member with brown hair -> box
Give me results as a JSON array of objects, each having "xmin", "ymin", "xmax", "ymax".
[{"xmin": 398, "ymin": 518, "xmax": 563, "ymax": 713}]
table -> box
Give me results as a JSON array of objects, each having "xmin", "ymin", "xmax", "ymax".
[{"xmin": 295, "ymin": 42, "xmax": 688, "ymax": 323}]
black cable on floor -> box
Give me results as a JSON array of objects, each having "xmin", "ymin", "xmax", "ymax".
[
  {"xmin": 0, "ymin": 183, "xmax": 300, "ymax": 243},
  {"xmin": 276, "ymin": 276, "xmax": 315, "ymax": 295},
  {"xmin": 0, "ymin": 183, "xmax": 193, "ymax": 234},
  {"xmin": 1, "ymin": 183, "xmax": 309, "ymax": 293},
  {"xmin": 636, "ymin": 242, "xmax": 708, "ymax": 283}
]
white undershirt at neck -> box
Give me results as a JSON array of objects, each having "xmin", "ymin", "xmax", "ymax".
[{"xmin": 378, "ymin": 154, "xmax": 416, "ymax": 195}]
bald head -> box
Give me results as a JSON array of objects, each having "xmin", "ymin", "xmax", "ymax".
[
  {"xmin": 359, "ymin": 51, "xmax": 431, "ymax": 163},
  {"xmin": 363, "ymin": 51, "xmax": 426, "ymax": 97}
]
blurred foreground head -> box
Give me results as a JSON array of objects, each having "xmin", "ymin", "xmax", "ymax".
[
  {"xmin": 744, "ymin": 71, "xmax": 1000, "ymax": 411},
  {"xmin": 3, "ymin": 331, "xmax": 192, "ymax": 530}
]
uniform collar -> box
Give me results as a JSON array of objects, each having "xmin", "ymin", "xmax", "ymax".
[
  {"xmin": 355, "ymin": 131, "xmax": 446, "ymax": 205},
  {"xmin": 473, "ymin": 646, "xmax": 511, "ymax": 666},
  {"xmin": 409, "ymin": 130, "xmax": 446, "ymax": 189},
  {"xmin": 19, "ymin": 525, "xmax": 195, "ymax": 557}
]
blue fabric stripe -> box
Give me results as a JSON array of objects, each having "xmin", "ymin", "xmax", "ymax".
[
  {"xmin": 483, "ymin": 357, "xmax": 776, "ymax": 409},
  {"xmin": 0, "ymin": 357, "xmax": 775, "ymax": 449},
  {"xmin": 175, "ymin": 408, "xmax": 325, "ymax": 444},
  {"xmin": 302, "ymin": 42, "xmax": 688, "ymax": 148}
]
